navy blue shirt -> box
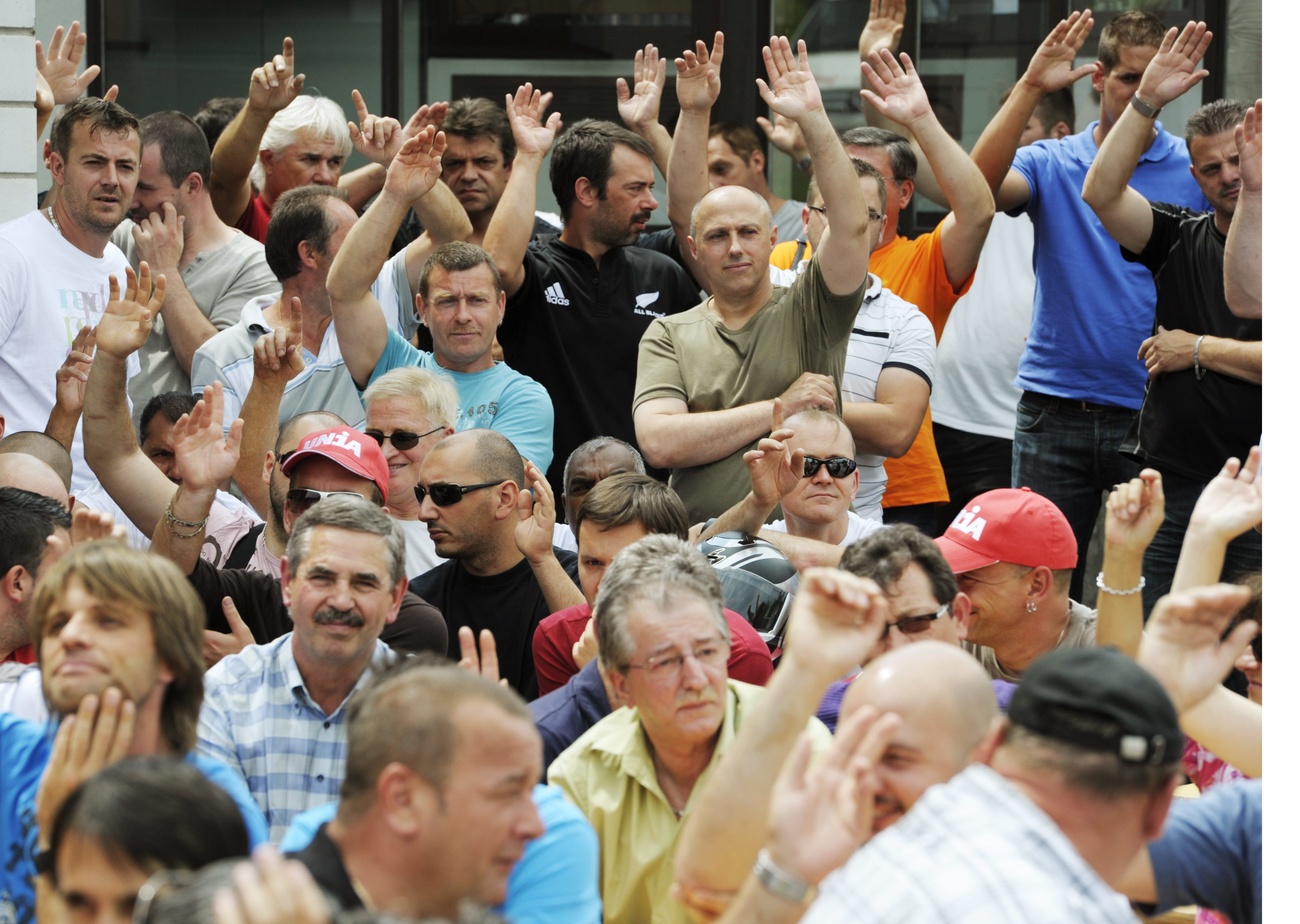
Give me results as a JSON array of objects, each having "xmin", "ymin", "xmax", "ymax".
[{"xmin": 531, "ymin": 660, "xmax": 611, "ymax": 773}]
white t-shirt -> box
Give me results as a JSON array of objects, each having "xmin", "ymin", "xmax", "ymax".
[
  {"xmin": 396, "ymin": 516, "xmax": 445, "ymax": 578},
  {"xmin": 929, "ymin": 213, "xmax": 1035, "ymax": 440},
  {"xmin": 0, "ymin": 211, "xmax": 136, "ymax": 494},
  {"xmin": 765, "ymin": 509, "xmax": 883, "ymax": 546}
]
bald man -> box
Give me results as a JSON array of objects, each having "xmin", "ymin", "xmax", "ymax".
[
  {"xmin": 0, "ymin": 454, "xmax": 70, "ymax": 510},
  {"xmin": 0, "ymin": 432, "xmax": 72, "ymax": 493}
]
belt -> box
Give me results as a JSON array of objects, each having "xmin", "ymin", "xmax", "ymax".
[{"xmin": 1022, "ymin": 391, "xmax": 1133, "ymax": 413}]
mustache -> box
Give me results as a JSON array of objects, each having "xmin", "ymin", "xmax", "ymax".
[
  {"xmin": 315, "ymin": 608, "xmax": 364, "ymax": 628},
  {"xmin": 632, "ymin": 211, "xmax": 652, "ymax": 224}
]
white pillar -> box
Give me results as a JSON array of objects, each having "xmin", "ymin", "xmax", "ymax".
[{"xmin": 0, "ymin": 0, "xmax": 37, "ymax": 223}]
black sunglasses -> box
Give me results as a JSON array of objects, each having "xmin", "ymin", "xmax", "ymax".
[
  {"xmin": 802, "ymin": 455, "xmax": 858, "ymax": 479},
  {"xmin": 365, "ymin": 426, "xmax": 444, "ymax": 451},
  {"xmin": 285, "ymin": 488, "xmax": 366, "ymax": 513},
  {"xmin": 880, "ymin": 604, "xmax": 949, "ymax": 640},
  {"xmin": 1250, "ymin": 633, "xmax": 1262, "ymax": 662},
  {"xmin": 414, "ymin": 480, "xmax": 505, "ymax": 506}
]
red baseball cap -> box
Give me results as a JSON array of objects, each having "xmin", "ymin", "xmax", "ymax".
[
  {"xmin": 934, "ymin": 487, "xmax": 1077, "ymax": 574},
  {"xmin": 280, "ymin": 426, "xmax": 390, "ymax": 503}
]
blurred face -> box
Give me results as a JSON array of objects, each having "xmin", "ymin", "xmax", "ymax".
[
  {"xmin": 780, "ymin": 418, "xmax": 858, "ymax": 529},
  {"xmin": 609, "ymin": 596, "xmax": 729, "ymax": 751},
  {"xmin": 1188, "ymin": 129, "xmax": 1242, "ymax": 219},
  {"xmin": 878, "ymin": 563, "xmax": 965, "ymax": 653},
  {"xmin": 40, "ymin": 579, "xmax": 171, "ymax": 716},
  {"xmin": 690, "ymin": 187, "xmax": 777, "ymax": 300},
  {"xmin": 262, "ymin": 129, "xmax": 347, "ymax": 202},
  {"xmin": 842, "ymin": 145, "xmax": 911, "ymax": 241},
  {"xmin": 141, "ymin": 412, "xmax": 181, "ymax": 484},
  {"xmin": 129, "ymin": 143, "xmax": 183, "ymax": 223},
  {"xmin": 319, "ymin": 196, "xmax": 360, "ymax": 270},
  {"xmin": 416, "ymin": 441, "xmax": 502, "ymax": 562},
  {"xmin": 868, "ymin": 697, "xmax": 968, "ymax": 832},
  {"xmin": 442, "ymin": 134, "xmax": 512, "ymax": 218},
  {"xmin": 588, "ymin": 145, "xmax": 658, "ymax": 248},
  {"xmin": 422, "ymin": 701, "xmax": 545, "ymax": 909},
  {"xmin": 55, "ymin": 833, "xmax": 150, "ymax": 924},
  {"xmin": 955, "ymin": 562, "xmax": 1033, "ymax": 649},
  {"xmin": 805, "ymin": 175, "xmax": 885, "ymax": 256},
  {"xmin": 366, "ymin": 395, "xmax": 446, "ymax": 507},
  {"xmin": 706, "ymin": 136, "xmax": 763, "ymax": 192},
  {"xmin": 562, "ymin": 444, "xmax": 640, "ymax": 524},
  {"xmin": 283, "ymin": 526, "xmax": 401, "ymax": 669},
  {"xmin": 577, "ymin": 521, "xmax": 647, "ymax": 605},
  {"xmin": 52, "ymin": 120, "xmax": 139, "ymax": 235},
  {"xmin": 418, "ymin": 265, "xmax": 505, "ymax": 373},
  {"xmin": 284, "ymin": 455, "xmax": 381, "ymax": 533},
  {"xmin": 1092, "ymin": 45, "xmax": 1158, "ymax": 129},
  {"xmin": 1235, "ymin": 638, "xmax": 1261, "ymax": 705},
  {"xmin": 1020, "ymin": 113, "xmax": 1050, "ymax": 147}
]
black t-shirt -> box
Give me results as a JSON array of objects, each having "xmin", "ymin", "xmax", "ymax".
[
  {"xmin": 1120, "ymin": 204, "xmax": 1262, "ymax": 481},
  {"xmin": 498, "ymin": 237, "xmax": 700, "ymax": 492},
  {"xmin": 291, "ymin": 827, "xmax": 364, "ymax": 911},
  {"xmin": 408, "ymin": 550, "xmax": 578, "ymax": 701},
  {"xmin": 189, "ymin": 558, "xmax": 449, "ymax": 655}
]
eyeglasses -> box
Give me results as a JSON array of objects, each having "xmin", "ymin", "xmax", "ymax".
[
  {"xmin": 365, "ymin": 426, "xmax": 444, "ymax": 451},
  {"xmin": 624, "ymin": 641, "xmax": 728, "ymax": 679},
  {"xmin": 285, "ymin": 488, "xmax": 367, "ymax": 514},
  {"xmin": 1250, "ymin": 633, "xmax": 1262, "ymax": 662},
  {"xmin": 807, "ymin": 205, "xmax": 884, "ymax": 223},
  {"xmin": 880, "ymin": 604, "xmax": 950, "ymax": 640},
  {"xmin": 414, "ymin": 480, "xmax": 504, "ymax": 506},
  {"xmin": 132, "ymin": 869, "xmax": 193, "ymax": 924},
  {"xmin": 802, "ymin": 456, "xmax": 858, "ymax": 479}
]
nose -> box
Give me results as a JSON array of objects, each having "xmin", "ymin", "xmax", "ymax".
[
  {"xmin": 517, "ymin": 796, "xmax": 546, "ymax": 842},
  {"xmin": 1235, "ymin": 648, "xmax": 1258, "ymax": 672},
  {"xmin": 462, "ymin": 161, "xmax": 478, "ymax": 181},
  {"xmin": 101, "ymin": 161, "xmax": 120, "ymax": 188},
  {"xmin": 418, "ymin": 493, "xmax": 440, "ymax": 522},
  {"xmin": 810, "ymin": 463, "xmax": 834, "ymax": 484},
  {"xmin": 57, "ymin": 611, "xmax": 93, "ymax": 648},
  {"xmin": 644, "ymin": 190, "xmax": 659, "ymax": 212},
  {"xmin": 679, "ymin": 652, "xmax": 710, "ymax": 690},
  {"xmin": 319, "ymin": 162, "xmax": 341, "ymax": 185}
]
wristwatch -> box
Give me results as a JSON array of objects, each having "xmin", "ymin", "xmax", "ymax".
[
  {"xmin": 753, "ymin": 848, "xmax": 813, "ymax": 903},
  {"xmin": 1130, "ymin": 94, "xmax": 1162, "ymax": 120}
]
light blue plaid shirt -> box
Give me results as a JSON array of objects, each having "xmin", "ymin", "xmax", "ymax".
[{"xmin": 198, "ymin": 633, "xmax": 395, "ymax": 842}]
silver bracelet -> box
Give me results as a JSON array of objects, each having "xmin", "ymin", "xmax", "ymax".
[
  {"xmin": 1193, "ymin": 334, "xmax": 1207, "ymax": 381},
  {"xmin": 753, "ymin": 848, "xmax": 813, "ymax": 904},
  {"xmin": 1095, "ymin": 572, "xmax": 1146, "ymax": 596}
]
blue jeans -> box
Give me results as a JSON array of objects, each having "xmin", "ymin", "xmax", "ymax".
[
  {"xmin": 1141, "ymin": 468, "xmax": 1263, "ymax": 618},
  {"xmin": 1012, "ymin": 392, "xmax": 1142, "ymax": 601}
]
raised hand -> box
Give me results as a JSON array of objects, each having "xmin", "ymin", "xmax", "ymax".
[
  {"xmin": 458, "ymin": 626, "xmax": 508, "ymax": 686},
  {"xmin": 95, "ymin": 263, "xmax": 166, "ymax": 359},
  {"xmin": 36, "ymin": 21, "xmax": 101, "ymax": 105},
  {"xmin": 403, "ymin": 101, "xmax": 449, "ymax": 139},
  {"xmin": 756, "ymin": 37, "xmax": 824, "ymax": 121},
  {"xmin": 505, "ymin": 83, "xmax": 562, "ymax": 157},
  {"xmin": 1105, "ymin": 468, "xmax": 1165, "ymax": 553},
  {"xmin": 1138, "ymin": 21, "xmax": 1213, "ymax": 108},
  {"xmin": 781, "ymin": 568, "xmax": 889, "ymax": 679},
  {"xmin": 54, "ymin": 325, "xmax": 96, "ymax": 418},
  {"xmin": 203, "ymin": 597, "xmax": 256, "ymax": 667},
  {"xmin": 349, "ymin": 89, "xmax": 407, "ymax": 167},
  {"xmin": 674, "ymin": 32, "xmax": 724, "ymax": 113},
  {"xmin": 1236, "ymin": 100, "xmax": 1261, "ymax": 193},
  {"xmin": 131, "ymin": 201, "xmax": 185, "ymax": 273},
  {"xmin": 859, "ymin": 0, "xmax": 906, "ymax": 59},
  {"xmin": 743, "ymin": 399, "xmax": 802, "ymax": 510},
  {"xmin": 756, "ymin": 113, "xmax": 808, "ymax": 161},
  {"xmin": 1022, "ymin": 10, "xmax": 1098, "ymax": 93},
  {"xmin": 1137, "ymin": 582, "xmax": 1255, "ymax": 713},
  {"xmin": 36, "ymin": 689, "xmax": 136, "ymax": 834},
  {"xmin": 173, "ymin": 383, "xmax": 243, "ymax": 492},
  {"xmin": 252, "ymin": 296, "xmax": 304, "ymax": 384},
  {"xmin": 212, "ymin": 847, "xmax": 332, "ymax": 924},
  {"xmin": 70, "ymin": 506, "xmax": 128, "ymax": 545},
  {"xmin": 860, "ymin": 50, "xmax": 932, "ymax": 127},
  {"xmin": 514, "ymin": 459, "xmax": 559, "ymax": 564},
  {"xmin": 247, "ymin": 37, "xmax": 305, "ymax": 116},
  {"xmin": 383, "ymin": 126, "xmax": 448, "ymax": 204},
  {"xmin": 1187, "ymin": 447, "xmax": 1263, "ymax": 541},
  {"xmin": 617, "ymin": 44, "xmax": 667, "ymax": 132}
]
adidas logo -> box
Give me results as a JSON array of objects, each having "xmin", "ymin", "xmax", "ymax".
[{"xmin": 544, "ymin": 283, "xmax": 570, "ymax": 306}]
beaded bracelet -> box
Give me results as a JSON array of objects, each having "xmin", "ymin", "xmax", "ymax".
[{"xmin": 1095, "ymin": 572, "xmax": 1146, "ymax": 596}]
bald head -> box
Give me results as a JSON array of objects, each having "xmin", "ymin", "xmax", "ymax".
[
  {"xmin": 429, "ymin": 429, "xmax": 526, "ymax": 487},
  {"xmin": 689, "ymin": 184, "xmax": 773, "ymax": 240},
  {"xmin": 0, "ymin": 454, "xmax": 71, "ymax": 509},
  {"xmin": 0, "ymin": 432, "xmax": 73, "ymax": 490}
]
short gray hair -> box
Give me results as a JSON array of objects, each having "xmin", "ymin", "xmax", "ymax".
[
  {"xmin": 1184, "ymin": 99, "xmax": 1251, "ymax": 147},
  {"xmin": 561, "ymin": 436, "xmax": 646, "ymax": 492},
  {"xmin": 594, "ymin": 535, "xmax": 727, "ymax": 671},
  {"xmin": 363, "ymin": 366, "xmax": 458, "ymax": 432},
  {"xmin": 285, "ymin": 495, "xmax": 405, "ymax": 588}
]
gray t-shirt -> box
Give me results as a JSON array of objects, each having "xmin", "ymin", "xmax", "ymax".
[{"xmin": 114, "ymin": 222, "xmax": 278, "ymax": 410}]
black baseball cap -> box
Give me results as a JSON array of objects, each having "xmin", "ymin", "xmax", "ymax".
[{"xmin": 1008, "ymin": 647, "xmax": 1183, "ymax": 766}]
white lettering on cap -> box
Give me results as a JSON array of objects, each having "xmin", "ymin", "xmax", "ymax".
[
  {"xmin": 301, "ymin": 432, "xmax": 363, "ymax": 458},
  {"xmin": 951, "ymin": 504, "xmax": 986, "ymax": 542}
]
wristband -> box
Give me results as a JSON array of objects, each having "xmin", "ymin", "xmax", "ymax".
[
  {"xmin": 1130, "ymin": 94, "xmax": 1162, "ymax": 120},
  {"xmin": 753, "ymin": 848, "xmax": 813, "ymax": 904},
  {"xmin": 1095, "ymin": 572, "xmax": 1146, "ymax": 596},
  {"xmin": 1193, "ymin": 335, "xmax": 1207, "ymax": 381}
]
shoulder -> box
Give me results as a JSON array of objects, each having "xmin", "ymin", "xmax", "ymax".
[
  {"xmin": 205, "ymin": 636, "xmax": 285, "ymax": 691},
  {"xmin": 409, "ymin": 559, "xmax": 456, "ymax": 599}
]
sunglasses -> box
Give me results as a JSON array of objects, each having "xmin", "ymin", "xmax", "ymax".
[
  {"xmin": 880, "ymin": 604, "xmax": 949, "ymax": 640},
  {"xmin": 1250, "ymin": 633, "xmax": 1262, "ymax": 662},
  {"xmin": 414, "ymin": 480, "xmax": 505, "ymax": 506},
  {"xmin": 802, "ymin": 455, "xmax": 858, "ymax": 479},
  {"xmin": 285, "ymin": 488, "xmax": 367, "ymax": 514},
  {"xmin": 365, "ymin": 426, "xmax": 444, "ymax": 451}
]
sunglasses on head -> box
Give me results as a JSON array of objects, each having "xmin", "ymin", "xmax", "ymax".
[
  {"xmin": 364, "ymin": 426, "xmax": 444, "ymax": 451},
  {"xmin": 802, "ymin": 455, "xmax": 858, "ymax": 479},
  {"xmin": 285, "ymin": 488, "xmax": 367, "ymax": 513},
  {"xmin": 414, "ymin": 480, "xmax": 505, "ymax": 506}
]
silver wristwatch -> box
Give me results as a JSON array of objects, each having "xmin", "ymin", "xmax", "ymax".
[
  {"xmin": 753, "ymin": 848, "xmax": 813, "ymax": 903},
  {"xmin": 1130, "ymin": 94, "xmax": 1162, "ymax": 120}
]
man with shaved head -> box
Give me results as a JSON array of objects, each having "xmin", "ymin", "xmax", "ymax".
[
  {"xmin": 635, "ymin": 37, "xmax": 872, "ymax": 523},
  {"xmin": 0, "ymin": 433, "xmax": 73, "ymax": 496},
  {"xmin": 410, "ymin": 430, "xmax": 579, "ymax": 699},
  {"xmin": 0, "ymin": 454, "xmax": 70, "ymax": 510}
]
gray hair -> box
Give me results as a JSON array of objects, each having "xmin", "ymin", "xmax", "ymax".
[
  {"xmin": 285, "ymin": 495, "xmax": 404, "ymax": 589},
  {"xmin": 250, "ymin": 94, "xmax": 352, "ymax": 190},
  {"xmin": 363, "ymin": 366, "xmax": 458, "ymax": 432},
  {"xmin": 594, "ymin": 535, "xmax": 727, "ymax": 672},
  {"xmin": 561, "ymin": 436, "xmax": 646, "ymax": 492},
  {"xmin": 689, "ymin": 185, "xmax": 773, "ymax": 240},
  {"xmin": 838, "ymin": 126, "xmax": 917, "ymax": 182}
]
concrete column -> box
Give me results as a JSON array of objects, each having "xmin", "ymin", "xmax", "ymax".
[{"xmin": 0, "ymin": 0, "xmax": 37, "ymax": 223}]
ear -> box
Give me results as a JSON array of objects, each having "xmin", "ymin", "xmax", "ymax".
[
  {"xmin": 415, "ymin": 292, "xmax": 428, "ymax": 324},
  {"xmin": 970, "ymin": 714, "xmax": 1003, "ymax": 766},
  {"xmin": 1048, "ymin": 120, "xmax": 1072, "ymax": 140},
  {"xmin": 496, "ymin": 480, "xmax": 521, "ymax": 521},
  {"xmin": 573, "ymin": 176, "xmax": 600, "ymax": 211},
  {"xmin": 387, "ymin": 576, "xmax": 408, "ymax": 625},
  {"xmin": 494, "ymin": 289, "xmax": 506, "ymax": 322},
  {"xmin": 184, "ymin": 172, "xmax": 203, "ymax": 197},
  {"xmin": 1026, "ymin": 565, "xmax": 1054, "ymax": 607},
  {"xmin": 1091, "ymin": 61, "xmax": 1107, "ymax": 95},
  {"xmin": 298, "ymin": 239, "xmax": 321, "ymax": 271},
  {"xmin": 280, "ymin": 555, "xmax": 294, "ymax": 607},
  {"xmin": 950, "ymin": 591, "xmax": 971, "ymax": 641},
  {"xmin": 1, "ymin": 565, "xmax": 28, "ymax": 607},
  {"xmin": 48, "ymin": 150, "xmax": 67, "ymax": 187},
  {"xmin": 769, "ymin": 224, "xmax": 779, "ymax": 248},
  {"xmin": 258, "ymin": 147, "xmax": 276, "ymax": 173},
  {"xmin": 750, "ymin": 149, "xmax": 766, "ymax": 173},
  {"xmin": 1140, "ymin": 774, "xmax": 1180, "ymax": 842},
  {"xmin": 375, "ymin": 762, "xmax": 424, "ymax": 838},
  {"xmin": 897, "ymin": 178, "xmax": 915, "ymax": 210},
  {"xmin": 262, "ymin": 450, "xmax": 276, "ymax": 487},
  {"xmin": 605, "ymin": 663, "xmax": 633, "ymax": 707},
  {"xmin": 687, "ymin": 234, "xmax": 699, "ymax": 259}
]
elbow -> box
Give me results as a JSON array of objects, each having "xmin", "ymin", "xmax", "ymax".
[
  {"xmin": 881, "ymin": 420, "xmax": 925, "ymax": 459},
  {"xmin": 634, "ymin": 420, "xmax": 679, "ymax": 470}
]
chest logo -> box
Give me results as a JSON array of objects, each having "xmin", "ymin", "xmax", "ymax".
[
  {"xmin": 633, "ymin": 291, "xmax": 663, "ymax": 317},
  {"xmin": 545, "ymin": 283, "xmax": 571, "ymax": 306}
]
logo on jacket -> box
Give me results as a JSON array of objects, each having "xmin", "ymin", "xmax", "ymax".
[{"xmin": 544, "ymin": 283, "xmax": 570, "ymax": 306}]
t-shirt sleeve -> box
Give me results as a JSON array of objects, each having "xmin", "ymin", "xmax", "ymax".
[
  {"xmin": 882, "ymin": 308, "xmax": 937, "ymax": 388},
  {"xmin": 1006, "ymin": 142, "xmax": 1047, "ymax": 218},
  {"xmin": 370, "ymin": 250, "xmax": 420, "ymax": 341},
  {"xmin": 800, "ymin": 253, "xmax": 871, "ymax": 346},
  {"xmin": 210, "ymin": 252, "xmax": 279, "ymax": 331},
  {"xmin": 1122, "ymin": 202, "xmax": 1186, "ymax": 275},
  {"xmin": 189, "ymin": 560, "xmax": 288, "ymax": 643},
  {"xmin": 368, "ymin": 327, "xmax": 430, "ymax": 385},
  {"xmin": 492, "ymin": 373, "xmax": 556, "ymax": 474},
  {"xmin": 0, "ymin": 238, "xmax": 28, "ymax": 345},
  {"xmin": 505, "ymin": 786, "xmax": 602, "ymax": 924},
  {"xmin": 533, "ymin": 611, "xmax": 583, "ymax": 696},
  {"xmin": 501, "ymin": 248, "xmax": 545, "ymax": 339},
  {"xmin": 632, "ymin": 318, "xmax": 688, "ymax": 409}
]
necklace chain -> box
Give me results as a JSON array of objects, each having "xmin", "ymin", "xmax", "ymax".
[{"xmin": 46, "ymin": 206, "xmax": 61, "ymax": 236}]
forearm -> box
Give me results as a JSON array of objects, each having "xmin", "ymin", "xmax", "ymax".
[
  {"xmin": 43, "ymin": 403, "xmax": 79, "ymax": 452},
  {"xmin": 1170, "ymin": 522, "xmax": 1230, "ymax": 594},
  {"xmin": 1081, "ymin": 104, "xmax": 1149, "ymax": 208},
  {"xmin": 327, "ymin": 188, "xmax": 406, "ymax": 382},
  {"xmin": 1095, "ymin": 539, "xmax": 1148, "ymax": 656},
  {"xmin": 1199, "ymin": 337, "xmax": 1261, "ymax": 385},
  {"xmin": 1223, "ymin": 189, "xmax": 1261, "ymax": 318},
  {"xmin": 910, "ymin": 112, "xmax": 993, "ymax": 283},
  {"xmin": 232, "ymin": 378, "xmax": 284, "ymax": 519},
  {"xmin": 209, "ymin": 105, "xmax": 269, "ymax": 224},
  {"xmin": 841, "ymin": 400, "xmax": 924, "ymax": 459},
  {"xmin": 528, "ymin": 554, "xmax": 585, "ymax": 614},
  {"xmin": 756, "ymin": 529, "xmax": 845, "ymax": 571},
  {"xmin": 801, "ymin": 111, "xmax": 869, "ymax": 262},
  {"xmin": 636, "ymin": 402, "xmax": 773, "ymax": 470},
  {"xmin": 483, "ymin": 152, "xmax": 542, "ymax": 295},
  {"xmin": 633, "ymin": 120, "xmax": 673, "ymax": 179},
  {"xmin": 339, "ymin": 163, "xmax": 387, "ymax": 212},
  {"xmin": 667, "ymin": 108, "xmax": 713, "ymax": 289},
  {"xmin": 158, "ymin": 278, "xmax": 220, "ymax": 374},
  {"xmin": 1179, "ymin": 686, "xmax": 1262, "ymax": 778},
  {"xmin": 715, "ymin": 877, "xmax": 807, "ymax": 924},
  {"xmin": 410, "ymin": 182, "xmax": 472, "ymax": 247},
  {"xmin": 699, "ymin": 492, "xmax": 777, "ymax": 543},
  {"xmin": 150, "ymin": 482, "xmax": 218, "ymax": 575},
  {"xmin": 971, "ymin": 80, "xmax": 1042, "ymax": 204}
]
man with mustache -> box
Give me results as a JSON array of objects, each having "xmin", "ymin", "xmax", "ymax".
[{"xmin": 1081, "ymin": 27, "xmax": 1261, "ymax": 615}]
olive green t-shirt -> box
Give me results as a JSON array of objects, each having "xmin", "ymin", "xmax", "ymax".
[{"xmin": 633, "ymin": 256, "xmax": 867, "ymax": 522}]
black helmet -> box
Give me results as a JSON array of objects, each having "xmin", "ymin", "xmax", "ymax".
[{"xmin": 699, "ymin": 532, "xmax": 798, "ymax": 649}]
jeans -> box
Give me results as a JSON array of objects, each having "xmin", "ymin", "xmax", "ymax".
[
  {"xmin": 933, "ymin": 423, "xmax": 1014, "ymax": 531},
  {"xmin": 882, "ymin": 502, "xmax": 943, "ymax": 538},
  {"xmin": 1140, "ymin": 467, "xmax": 1263, "ymax": 618},
  {"xmin": 1012, "ymin": 391, "xmax": 1143, "ymax": 601}
]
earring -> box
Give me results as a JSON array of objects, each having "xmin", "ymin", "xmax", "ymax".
[{"xmin": 1026, "ymin": 599, "xmax": 1038, "ymax": 614}]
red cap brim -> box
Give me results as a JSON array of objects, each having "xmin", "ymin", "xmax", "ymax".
[{"xmin": 934, "ymin": 534, "xmax": 1000, "ymax": 574}]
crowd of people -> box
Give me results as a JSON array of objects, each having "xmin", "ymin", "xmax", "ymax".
[{"xmin": 0, "ymin": 3, "xmax": 1262, "ymax": 923}]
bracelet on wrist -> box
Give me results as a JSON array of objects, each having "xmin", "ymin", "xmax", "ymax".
[
  {"xmin": 164, "ymin": 493, "xmax": 209, "ymax": 539},
  {"xmin": 1193, "ymin": 334, "xmax": 1207, "ymax": 381},
  {"xmin": 753, "ymin": 848, "xmax": 814, "ymax": 904},
  {"xmin": 1095, "ymin": 572, "xmax": 1146, "ymax": 596}
]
